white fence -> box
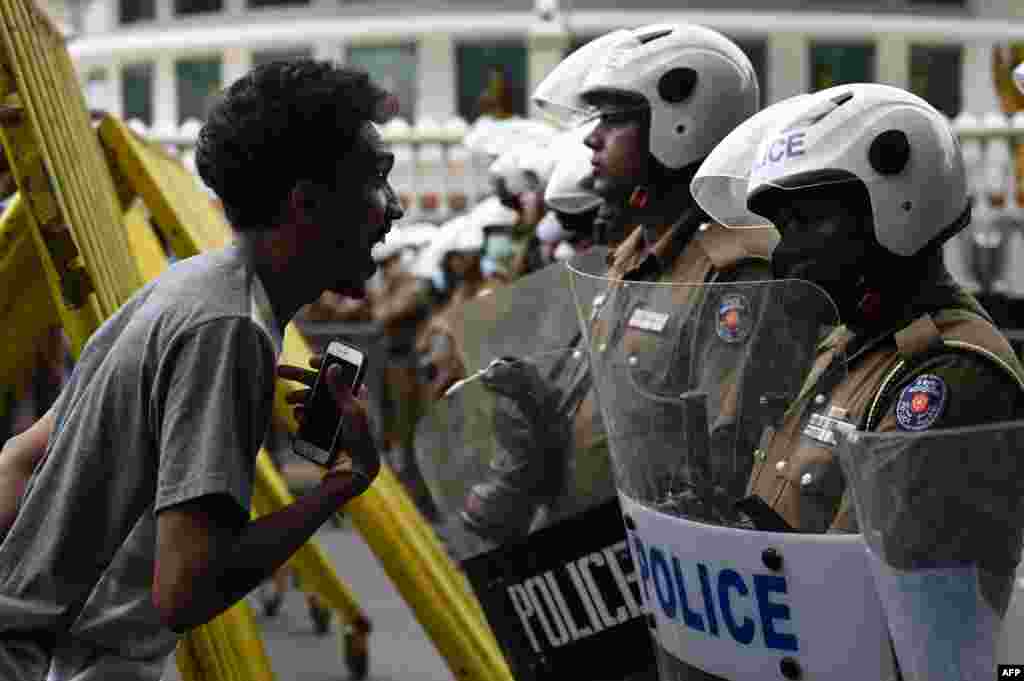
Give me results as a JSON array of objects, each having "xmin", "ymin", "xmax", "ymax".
[
  {"xmin": 134, "ymin": 115, "xmax": 495, "ymax": 224},
  {"xmin": 137, "ymin": 112, "xmax": 1024, "ymax": 298},
  {"xmin": 948, "ymin": 112, "xmax": 1024, "ymax": 298}
]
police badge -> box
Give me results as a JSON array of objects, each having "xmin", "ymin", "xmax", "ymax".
[
  {"xmin": 895, "ymin": 374, "xmax": 948, "ymax": 432},
  {"xmin": 716, "ymin": 293, "xmax": 752, "ymax": 343}
]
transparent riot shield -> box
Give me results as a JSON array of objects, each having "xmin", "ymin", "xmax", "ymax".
[
  {"xmin": 837, "ymin": 423, "xmax": 1024, "ymax": 681},
  {"xmin": 567, "ymin": 253, "xmax": 899, "ymax": 681},
  {"xmin": 413, "ymin": 255, "xmax": 658, "ymax": 681}
]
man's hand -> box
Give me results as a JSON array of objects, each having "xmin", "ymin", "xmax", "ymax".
[
  {"xmin": 0, "ymin": 406, "xmax": 56, "ymax": 539},
  {"xmin": 481, "ymin": 356, "xmax": 570, "ymax": 451},
  {"xmin": 277, "ymin": 355, "xmax": 380, "ymax": 495},
  {"xmin": 153, "ymin": 354, "xmax": 380, "ymax": 634}
]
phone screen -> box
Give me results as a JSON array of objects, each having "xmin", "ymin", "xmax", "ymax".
[{"xmin": 294, "ymin": 341, "xmax": 365, "ymax": 466}]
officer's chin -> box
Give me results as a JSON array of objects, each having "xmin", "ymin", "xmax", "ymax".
[{"xmin": 591, "ymin": 177, "xmax": 626, "ymax": 203}]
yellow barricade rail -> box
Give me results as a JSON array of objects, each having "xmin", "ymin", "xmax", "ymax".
[
  {"xmin": 0, "ymin": 195, "xmax": 60, "ymax": 391},
  {"xmin": 98, "ymin": 118, "xmax": 230, "ymax": 254},
  {"xmin": 0, "ymin": 0, "xmax": 141, "ymax": 328},
  {"xmin": 0, "ymin": 0, "xmax": 273, "ymax": 677}
]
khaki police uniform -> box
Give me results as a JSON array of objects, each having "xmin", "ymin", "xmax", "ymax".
[
  {"xmin": 415, "ymin": 276, "xmax": 491, "ymax": 401},
  {"xmin": 583, "ymin": 217, "xmax": 781, "ymax": 466},
  {"xmin": 747, "ymin": 277, "xmax": 1024, "ymax": 613},
  {"xmin": 464, "ymin": 209, "xmax": 780, "ymax": 539}
]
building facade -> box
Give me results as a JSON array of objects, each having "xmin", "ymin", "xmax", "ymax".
[{"xmin": 59, "ymin": 0, "xmax": 1024, "ymax": 136}]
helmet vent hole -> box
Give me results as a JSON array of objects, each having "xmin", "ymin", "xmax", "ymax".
[
  {"xmin": 869, "ymin": 129, "xmax": 911, "ymax": 175},
  {"xmin": 676, "ymin": 124, "xmax": 686, "ymax": 135},
  {"xmin": 783, "ymin": 91, "xmax": 855, "ymax": 131},
  {"xmin": 636, "ymin": 28, "xmax": 673, "ymax": 44},
  {"xmin": 658, "ymin": 67, "xmax": 698, "ymax": 104},
  {"xmin": 902, "ymin": 201, "xmax": 912, "ymax": 211},
  {"xmin": 831, "ymin": 92, "xmax": 854, "ymax": 107}
]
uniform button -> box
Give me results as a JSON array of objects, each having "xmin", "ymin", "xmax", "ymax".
[
  {"xmin": 800, "ymin": 473, "xmax": 813, "ymax": 486},
  {"xmin": 761, "ymin": 548, "xmax": 783, "ymax": 571},
  {"xmin": 814, "ymin": 394, "xmax": 826, "ymax": 405},
  {"xmin": 599, "ymin": 343, "xmax": 608, "ymax": 353},
  {"xmin": 628, "ymin": 355, "xmax": 638, "ymax": 366},
  {"xmin": 775, "ymin": 460, "xmax": 787, "ymax": 471}
]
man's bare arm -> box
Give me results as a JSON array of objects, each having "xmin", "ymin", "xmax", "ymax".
[
  {"xmin": 0, "ymin": 406, "xmax": 55, "ymax": 539},
  {"xmin": 152, "ymin": 361, "xmax": 380, "ymax": 634},
  {"xmin": 152, "ymin": 469, "xmax": 362, "ymax": 633}
]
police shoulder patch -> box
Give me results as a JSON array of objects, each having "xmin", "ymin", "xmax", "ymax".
[
  {"xmin": 895, "ymin": 374, "xmax": 948, "ymax": 432},
  {"xmin": 716, "ymin": 293, "xmax": 752, "ymax": 343}
]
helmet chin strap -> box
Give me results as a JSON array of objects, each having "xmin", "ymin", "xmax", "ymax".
[
  {"xmin": 854, "ymin": 278, "xmax": 885, "ymax": 327},
  {"xmin": 628, "ymin": 186, "xmax": 649, "ymax": 211},
  {"xmin": 624, "ymin": 176, "xmax": 699, "ymax": 228},
  {"xmin": 847, "ymin": 244, "xmax": 947, "ymax": 332}
]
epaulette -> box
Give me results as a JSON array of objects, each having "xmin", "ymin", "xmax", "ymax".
[{"xmin": 695, "ymin": 221, "xmax": 778, "ymax": 271}]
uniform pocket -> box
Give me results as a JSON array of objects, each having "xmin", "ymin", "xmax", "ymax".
[{"xmin": 788, "ymin": 446, "xmax": 845, "ymax": 534}]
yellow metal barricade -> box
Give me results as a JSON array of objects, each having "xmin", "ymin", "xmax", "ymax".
[{"xmin": 0, "ymin": 0, "xmax": 273, "ymax": 677}]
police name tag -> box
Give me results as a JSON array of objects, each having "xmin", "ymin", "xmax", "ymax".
[
  {"xmin": 802, "ymin": 406, "xmax": 855, "ymax": 447},
  {"xmin": 627, "ymin": 308, "xmax": 669, "ymax": 333}
]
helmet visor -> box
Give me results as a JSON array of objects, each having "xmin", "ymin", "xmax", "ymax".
[
  {"xmin": 531, "ymin": 29, "xmax": 637, "ymax": 125},
  {"xmin": 690, "ymin": 95, "xmax": 818, "ymax": 228}
]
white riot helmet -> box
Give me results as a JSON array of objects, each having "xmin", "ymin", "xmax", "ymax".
[
  {"xmin": 489, "ymin": 149, "xmax": 537, "ymax": 197},
  {"xmin": 469, "ymin": 195, "xmax": 520, "ymax": 232},
  {"xmin": 464, "ymin": 117, "xmax": 561, "ymax": 157},
  {"xmin": 371, "ymin": 222, "xmax": 439, "ymax": 263},
  {"xmin": 544, "ymin": 120, "xmax": 602, "ymax": 215},
  {"xmin": 536, "ymin": 24, "xmax": 760, "ymax": 171},
  {"xmin": 533, "ymin": 29, "xmax": 636, "ymax": 124},
  {"xmin": 744, "ymin": 84, "xmax": 969, "ymax": 257},
  {"xmin": 408, "ymin": 215, "xmax": 479, "ymax": 285},
  {"xmin": 493, "ymin": 120, "xmax": 600, "ymax": 200},
  {"xmin": 691, "ymin": 94, "xmax": 812, "ymax": 228}
]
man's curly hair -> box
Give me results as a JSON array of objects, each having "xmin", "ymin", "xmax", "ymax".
[{"xmin": 196, "ymin": 59, "xmax": 389, "ymax": 232}]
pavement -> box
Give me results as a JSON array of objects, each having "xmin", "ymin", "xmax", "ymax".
[{"xmin": 163, "ymin": 520, "xmax": 453, "ymax": 681}]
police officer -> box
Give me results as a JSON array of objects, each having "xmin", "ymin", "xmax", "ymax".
[
  {"xmin": 461, "ymin": 23, "xmax": 776, "ymax": 547},
  {"xmin": 486, "ymin": 149, "xmax": 549, "ymax": 279},
  {"xmin": 707, "ymin": 84, "xmax": 1024, "ymax": 615},
  {"xmin": 365, "ymin": 214, "xmax": 496, "ymax": 516}
]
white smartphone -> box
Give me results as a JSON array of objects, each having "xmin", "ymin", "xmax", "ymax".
[{"xmin": 293, "ymin": 340, "xmax": 367, "ymax": 467}]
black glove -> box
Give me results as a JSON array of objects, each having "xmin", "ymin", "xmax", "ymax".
[
  {"xmin": 480, "ymin": 358, "xmax": 557, "ymax": 422},
  {"xmin": 461, "ymin": 357, "xmax": 572, "ymax": 543}
]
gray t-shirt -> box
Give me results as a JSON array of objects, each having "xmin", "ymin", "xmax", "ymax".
[{"xmin": 0, "ymin": 243, "xmax": 281, "ymax": 679}]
